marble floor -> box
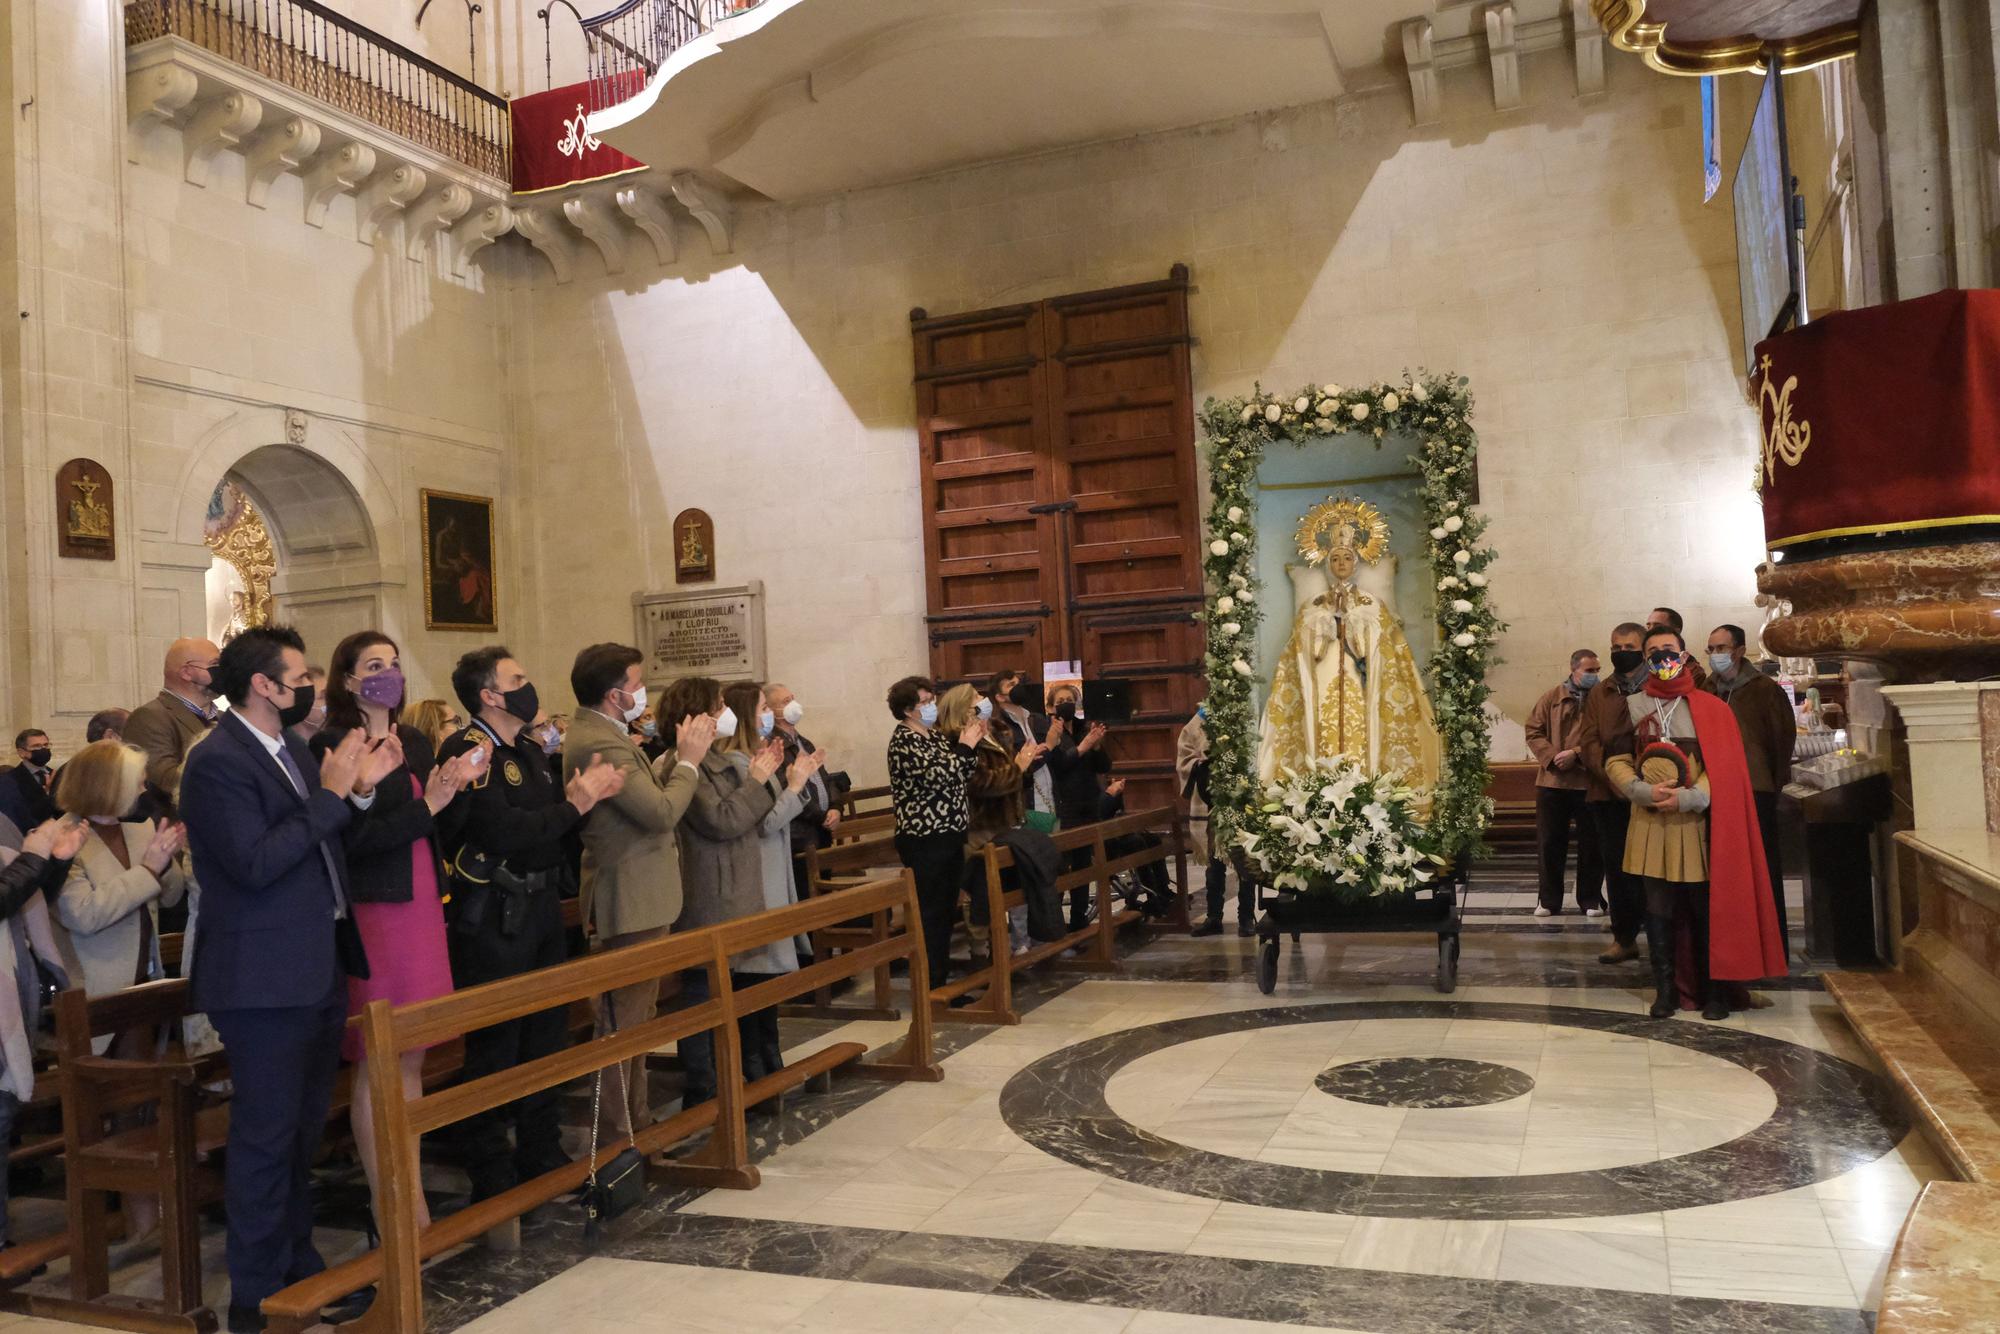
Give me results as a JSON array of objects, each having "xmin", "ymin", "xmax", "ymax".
[{"xmin": 6, "ymin": 861, "xmax": 1936, "ymax": 1333}]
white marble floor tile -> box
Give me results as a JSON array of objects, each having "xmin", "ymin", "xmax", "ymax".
[
  {"xmin": 1337, "ymin": 1217, "xmax": 1506, "ymax": 1279},
  {"xmin": 1497, "ymin": 1224, "xmax": 1673, "ymax": 1293},
  {"xmin": 1046, "ymin": 1178, "xmax": 1219, "ymax": 1251},
  {"xmin": 950, "ymin": 1293, "xmax": 1138, "ymax": 1333},
  {"xmin": 1666, "ymin": 1236, "xmax": 1858, "ymax": 1306},
  {"xmin": 1183, "ymin": 1200, "xmax": 1358, "ymax": 1265},
  {"xmin": 783, "ymin": 1277, "xmax": 985, "ymax": 1331}
]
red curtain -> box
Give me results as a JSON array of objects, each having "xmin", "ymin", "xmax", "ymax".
[{"xmin": 510, "ymin": 73, "xmax": 647, "ymax": 195}]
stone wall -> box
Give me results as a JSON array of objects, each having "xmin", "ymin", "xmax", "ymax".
[{"xmin": 502, "ymin": 50, "xmax": 1769, "ymax": 783}]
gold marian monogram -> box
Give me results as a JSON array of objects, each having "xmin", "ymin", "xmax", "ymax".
[
  {"xmin": 556, "ymin": 104, "xmax": 602, "ymax": 161},
  {"xmin": 1757, "ymin": 354, "xmax": 1811, "ymax": 485}
]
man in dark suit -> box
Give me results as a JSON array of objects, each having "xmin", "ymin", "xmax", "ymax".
[
  {"xmin": 0, "ymin": 728, "xmax": 58, "ymax": 832},
  {"xmin": 178, "ymin": 625, "xmax": 395, "ymax": 1332}
]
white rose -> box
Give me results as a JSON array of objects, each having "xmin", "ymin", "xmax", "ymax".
[
  {"xmin": 1314, "ymin": 399, "xmax": 1334, "ymax": 416},
  {"xmin": 1293, "ymin": 396, "xmax": 1311, "ymax": 413},
  {"xmin": 1240, "ymin": 405, "xmax": 1256, "ymax": 424},
  {"xmin": 1315, "ymin": 418, "xmax": 1333, "ymax": 433},
  {"xmin": 1437, "ymin": 577, "xmax": 1459, "ymax": 590},
  {"xmin": 1350, "ymin": 402, "xmax": 1369, "ymax": 422},
  {"xmin": 1453, "ymin": 550, "xmax": 1472, "ymax": 566},
  {"xmin": 1229, "ymin": 531, "xmax": 1247, "ymax": 546},
  {"xmin": 1221, "ymin": 621, "xmax": 1241, "ymax": 636},
  {"xmin": 1210, "ymin": 539, "xmax": 1229, "ymax": 556},
  {"xmin": 1411, "ymin": 381, "xmax": 1429, "ymax": 402},
  {"xmin": 1466, "ymin": 572, "xmax": 1487, "ymax": 587},
  {"xmin": 1231, "ymin": 659, "xmax": 1253, "ymax": 676},
  {"xmin": 1443, "ymin": 515, "xmax": 1463, "ymax": 533},
  {"xmin": 1216, "ymin": 596, "xmax": 1235, "ymax": 614},
  {"xmin": 1445, "ymin": 500, "xmax": 1460, "ymax": 511},
  {"xmin": 1381, "ymin": 391, "xmax": 1400, "ymax": 412},
  {"xmin": 1240, "ymin": 589, "xmax": 1256, "ymax": 602},
  {"xmin": 1229, "ymin": 572, "xmax": 1248, "ymax": 588},
  {"xmin": 1323, "ymin": 383, "xmax": 1342, "ymax": 397},
  {"xmin": 1226, "ymin": 507, "xmax": 1244, "ymax": 524},
  {"xmin": 1429, "ymin": 527, "xmax": 1447, "ymax": 541},
  {"xmin": 1451, "ymin": 599, "xmax": 1474, "ymax": 614},
  {"xmin": 1452, "ymin": 632, "xmax": 1476, "ymax": 648},
  {"xmin": 1265, "ymin": 404, "xmax": 1283, "ymax": 423}
]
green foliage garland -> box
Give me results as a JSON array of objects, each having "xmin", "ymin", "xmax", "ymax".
[{"xmin": 1198, "ymin": 372, "xmax": 1500, "ymax": 862}]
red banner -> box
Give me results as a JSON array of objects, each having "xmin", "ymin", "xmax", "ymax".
[
  {"xmin": 509, "ymin": 74, "xmax": 647, "ymax": 194},
  {"xmin": 1757, "ymin": 289, "xmax": 2000, "ymax": 550}
]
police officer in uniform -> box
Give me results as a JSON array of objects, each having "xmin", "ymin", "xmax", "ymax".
[{"xmin": 436, "ymin": 646, "xmax": 623, "ymax": 1202}]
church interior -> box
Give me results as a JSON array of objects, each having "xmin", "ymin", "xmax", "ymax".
[{"xmin": 1, "ymin": 0, "xmax": 1998, "ymax": 1329}]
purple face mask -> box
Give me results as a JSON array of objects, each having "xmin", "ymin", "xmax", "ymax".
[{"xmin": 356, "ymin": 666, "xmax": 405, "ymax": 712}]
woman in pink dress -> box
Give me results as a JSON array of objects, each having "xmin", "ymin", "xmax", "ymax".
[{"xmin": 315, "ymin": 631, "xmax": 486, "ymax": 1231}]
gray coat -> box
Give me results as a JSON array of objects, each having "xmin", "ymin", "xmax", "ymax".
[{"xmin": 674, "ymin": 749, "xmax": 785, "ymax": 971}]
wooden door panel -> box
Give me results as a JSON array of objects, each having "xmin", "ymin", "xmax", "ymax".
[{"xmin": 928, "ymin": 616, "xmax": 1047, "ymax": 688}]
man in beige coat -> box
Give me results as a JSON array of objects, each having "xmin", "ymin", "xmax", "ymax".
[
  {"xmin": 123, "ymin": 637, "xmax": 222, "ymax": 811},
  {"xmin": 563, "ymin": 642, "xmax": 714, "ymax": 1135}
]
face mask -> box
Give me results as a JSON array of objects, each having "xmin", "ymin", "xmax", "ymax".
[
  {"xmin": 538, "ymin": 725, "xmax": 562, "ymax": 755},
  {"xmin": 617, "ymin": 684, "xmax": 648, "ymax": 724},
  {"xmin": 26, "ymin": 747, "xmax": 51, "ymax": 769},
  {"xmin": 1576, "ymin": 672, "xmax": 1600, "ymax": 691},
  {"xmin": 191, "ymin": 668, "xmax": 218, "ymax": 700},
  {"xmin": 275, "ymin": 680, "xmax": 316, "ymax": 730},
  {"xmin": 1054, "ymin": 701, "xmax": 1078, "ymax": 722},
  {"xmin": 1647, "ymin": 648, "xmax": 1686, "ymax": 681},
  {"xmin": 1709, "ymin": 652, "xmax": 1735, "ymax": 676},
  {"xmin": 1196, "ymin": 704, "xmax": 1207, "ymax": 720},
  {"xmin": 355, "ymin": 666, "xmax": 405, "ymax": 712},
  {"xmin": 975, "ymin": 698, "xmax": 992, "ymax": 721},
  {"xmin": 782, "ymin": 700, "xmax": 804, "ymax": 726},
  {"xmin": 500, "ymin": 681, "xmax": 539, "ymax": 724},
  {"xmin": 757, "ymin": 709, "xmax": 775, "ymax": 737},
  {"xmin": 714, "ymin": 706, "xmax": 739, "ymax": 738},
  {"xmin": 639, "ymin": 720, "xmax": 659, "ymax": 739},
  {"xmin": 1609, "ymin": 649, "xmax": 1644, "ymax": 676},
  {"xmin": 917, "ymin": 701, "xmax": 938, "ymax": 727}
]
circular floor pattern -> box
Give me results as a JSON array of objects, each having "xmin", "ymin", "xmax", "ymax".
[
  {"xmin": 1313, "ymin": 1055, "xmax": 1535, "ymax": 1109},
  {"xmin": 997, "ymin": 1000, "xmax": 1910, "ymax": 1220}
]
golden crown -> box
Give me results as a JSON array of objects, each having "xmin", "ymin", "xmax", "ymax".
[{"xmin": 1296, "ymin": 496, "xmax": 1389, "ymax": 566}]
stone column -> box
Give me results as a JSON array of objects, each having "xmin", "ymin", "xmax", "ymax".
[
  {"xmin": 1882, "ymin": 682, "xmax": 1998, "ymax": 830},
  {"xmin": 0, "ymin": 0, "xmax": 144, "ymax": 740}
]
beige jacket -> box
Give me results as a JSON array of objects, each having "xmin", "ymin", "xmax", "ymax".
[
  {"xmin": 123, "ymin": 690, "xmax": 213, "ymax": 807},
  {"xmin": 1175, "ymin": 713, "xmax": 1212, "ymax": 861},
  {"xmin": 564, "ymin": 708, "xmax": 700, "ymax": 939},
  {"xmin": 56, "ymin": 821, "xmax": 189, "ymax": 1051},
  {"xmin": 1524, "ymin": 684, "xmax": 1590, "ymax": 792}
]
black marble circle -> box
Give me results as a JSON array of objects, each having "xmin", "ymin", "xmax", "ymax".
[
  {"xmin": 1315, "ymin": 1056, "xmax": 1535, "ymax": 1109},
  {"xmin": 998, "ymin": 1001, "xmax": 1910, "ymax": 1221}
]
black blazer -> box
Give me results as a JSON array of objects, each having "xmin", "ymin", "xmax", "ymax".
[
  {"xmin": 0, "ymin": 764, "xmax": 56, "ymax": 834},
  {"xmin": 311, "ymin": 723, "xmax": 444, "ymax": 905},
  {"xmin": 1046, "ymin": 734, "xmax": 1112, "ymax": 827}
]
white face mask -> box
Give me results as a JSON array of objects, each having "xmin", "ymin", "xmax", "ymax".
[
  {"xmin": 782, "ymin": 700, "xmax": 804, "ymax": 726},
  {"xmin": 975, "ymin": 698, "xmax": 992, "ymax": 720},
  {"xmin": 714, "ymin": 705, "xmax": 738, "ymax": 739},
  {"xmin": 758, "ymin": 709, "xmax": 775, "ymax": 737},
  {"xmin": 619, "ymin": 683, "xmax": 648, "ymax": 724}
]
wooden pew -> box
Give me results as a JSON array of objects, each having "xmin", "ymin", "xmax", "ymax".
[
  {"xmin": 792, "ymin": 834, "xmax": 905, "ymax": 1020},
  {"xmin": 829, "ymin": 810, "xmax": 896, "ymax": 844},
  {"xmin": 262, "ymin": 873, "xmax": 941, "ymax": 1334},
  {"xmin": 837, "ymin": 784, "xmax": 892, "ymax": 820},
  {"xmin": 932, "ymin": 806, "xmax": 1189, "ymax": 1026}
]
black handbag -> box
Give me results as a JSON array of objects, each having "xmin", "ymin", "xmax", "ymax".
[{"xmin": 582, "ymin": 1007, "xmax": 646, "ymax": 1247}]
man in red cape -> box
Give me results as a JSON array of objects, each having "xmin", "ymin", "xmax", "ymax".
[{"xmin": 1604, "ymin": 627, "xmax": 1787, "ymax": 1019}]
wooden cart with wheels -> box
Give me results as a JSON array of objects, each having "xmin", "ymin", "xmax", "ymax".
[{"xmin": 1244, "ymin": 861, "xmax": 1468, "ymax": 995}]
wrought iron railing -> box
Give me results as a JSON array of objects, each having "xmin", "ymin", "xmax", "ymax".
[
  {"xmin": 539, "ymin": 0, "xmax": 762, "ymax": 114},
  {"xmin": 126, "ymin": 0, "xmax": 510, "ymax": 179}
]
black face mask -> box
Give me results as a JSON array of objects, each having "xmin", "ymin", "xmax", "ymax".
[
  {"xmin": 1054, "ymin": 701, "xmax": 1078, "ymax": 723},
  {"xmin": 500, "ymin": 682, "xmax": 540, "ymax": 724},
  {"xmin": 25, "ymin": 747, "xmax": 51, "ymax": 768},
  {"xmin": 1609, "ymin": 649, "xmax": 1644, "ymax": 676},
  {"xmin": 276, "ymin": 681, "xmax": 316, "ymax": 730}
]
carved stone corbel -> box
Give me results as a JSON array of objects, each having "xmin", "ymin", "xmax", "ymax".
[
  {"xmin": 1485, "ymin": 3, "xmax": 1521, "ymax": 110},
  {"xmin": 244, "ymin": 116, "xmax": 322, "ymax": 208},
  {"xmin": 451, "ymin": 202, "xmax": 515, "ymax": 276},
  {"xmin": 406, "ymin": 183, "xmax": 473, "ymax": 261},
  {"xmin": 615, "ymin": 185, "xmax": 678, "ymax": 266},
  {"xmin": 562, "ymin": 193, "xmax": 628, "ymax": 276},
  {"xmin": 1401, "ymin": 19, "xmax": 1440, "ymax": 127},
  {"xmin": 514, "ymin": 204, "xmax": 578, "ymax": 284},
  {"xmin": 184, "ymin": 90, "xmax": 264, "ymax": 187},
  {"xmin": 304, "ymin": 140, "xmax": 377, "ymax": 227},
  {"xmin": 357, "ymin": 164, "xmax": 428, "ymax": 245},
  {"xmin": 669, "ymin": 173, "xmax": 735, "ymax": 256},
  {"xmin": 126, "ymin": 63, "xmax": 199, "ymax": 160},
  {"xmin": 1570, "ymin": 0, "xmax": 1606, "ymax": 95}
]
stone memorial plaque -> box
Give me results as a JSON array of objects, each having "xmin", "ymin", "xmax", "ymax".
[{"xmin": 633, "ymin": 581, "xmax": 765, "ymax": 683}]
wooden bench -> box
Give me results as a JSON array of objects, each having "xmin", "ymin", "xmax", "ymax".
[
  {"xmin": 262, "ymin": 872, "xmax": 941, "ymax": 1334},
  {"xmin": 838, "ymin": 784, "xmax": 892, "ymax": 820},
  {"xmin": 934, "ymin": 806, "xmax": 1189, "ymax": 1026},
  {"xmin": 792, "ymin": 833, "xmax": 906, "ymax": 1020},
  {"xmin": 1484, "ymin": 761, "xmax": 1540, "ymax": 846},
  {"xmin": 830, "ymin": 810, "xmax": 896, "ymax": 844}
]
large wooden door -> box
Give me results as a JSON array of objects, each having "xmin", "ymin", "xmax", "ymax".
[{"xmin": 912, "ymin": 267, "xmax": 1202, "ymax": 818}]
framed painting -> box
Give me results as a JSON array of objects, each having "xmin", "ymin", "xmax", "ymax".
[{"xmin": 421, "ymin": 489, "xmax": 498, "ymax": 631}]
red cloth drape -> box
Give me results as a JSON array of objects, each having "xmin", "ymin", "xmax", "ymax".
[{"xmin": 509, "ymin": 74, "xmax": 647, "ymax": 194}]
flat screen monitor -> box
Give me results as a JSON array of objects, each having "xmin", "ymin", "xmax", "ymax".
[
  {"xmin": 1733, "ymin": 58, "xmax": 1801, "ymax": 378},
  {"xmin": 1083, "ymin": 679, "xmax": 1132, "ymax": 724}
]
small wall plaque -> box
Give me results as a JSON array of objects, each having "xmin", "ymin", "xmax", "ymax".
[
  {"xmin": 634, "ymin": 582, "xmax": 765, "ymax": 684},
  {"xmin": 57, "ymin": 458, "xmax": 115, "ymax": 561},
  {"xmin": 673, "ymin": 507, "xmax": 715, "ymax": 583}
]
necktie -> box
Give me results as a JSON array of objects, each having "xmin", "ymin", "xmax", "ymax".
[{"xmin": 273, "ymin": 742, "xmax": 350, "ymax": 920}]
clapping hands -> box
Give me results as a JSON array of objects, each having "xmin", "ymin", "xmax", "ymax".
[
  {"xmin": 141, "ymin": 821, "xmax": 187, "ymax": 875},
  {"xmin": 565, "ymin": 754, "xmax": 626, "ymax": 815},
  {"xmin": 785, "ymin": 745, "xmax": 825, "ymax": 792},
  {"xmin": 1013, "ymin": 741, "xmax": 1047, "ymax": 772},
  {"xmin": 749, "ymin": 739, "xmax": 786, "ymax": 786},
  {"xmin": 24, "ymin": 818, "xmax": 88, "ymax": 862}
]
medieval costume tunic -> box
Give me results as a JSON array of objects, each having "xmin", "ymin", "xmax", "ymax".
[{"xmin": 1603, "ymin": 663, "xmax": 1787, "ymax": 1017}]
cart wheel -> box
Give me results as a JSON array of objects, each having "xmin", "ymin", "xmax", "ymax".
[
  {"xmin": 1257, "ymin": 937, "xmax": 1279, "ymax": 994},
  {"xmin": 1436, "ymin": 934, "xmax": 1459, "ymax": 994}
]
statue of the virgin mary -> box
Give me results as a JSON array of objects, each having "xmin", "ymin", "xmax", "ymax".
[{"xmin": 1255, "ymin": 497, "xmax": 1441, "ymax": 805}]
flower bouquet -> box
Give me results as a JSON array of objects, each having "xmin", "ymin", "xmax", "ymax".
[{"xmin": 1234, "ymin": 758, "xmax": 1447, "ymax": 906}]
